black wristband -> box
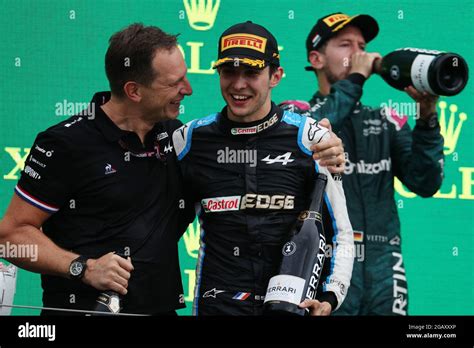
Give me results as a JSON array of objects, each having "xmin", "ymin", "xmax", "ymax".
[
  {"xmin": 316, "ymin": 291, "xmax": 338, "ymax": 311},
  {"xmin": 416, "ymin": 113, "xmax": 439, "ymax": 129},
  {"xmin": 347, "ymin": 73, "xmax": 367, "ymax": 87}
]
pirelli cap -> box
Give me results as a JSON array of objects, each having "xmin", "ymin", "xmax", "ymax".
[
  {"xmin": 213, "ymin": 21, "xmax": 280, "ymax": 69},
  {"xmin": 305, "ymin": 12, "xmax": 379, "ymax": 71}
]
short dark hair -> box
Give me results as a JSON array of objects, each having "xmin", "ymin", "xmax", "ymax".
[
  {"xmin": 216, "ymin": 63, "xmax": 279, "ymax": 77},
  {"xmin": 310, "ymin": 41, "xmax": 329, "ymax": 75},
  {"xmin": 105, "ymin": 23, "xmax": 178, "ymax": 97},
  {"xmin": 269, "ymin": 64, "xmax": 279, "ymax": 77}
]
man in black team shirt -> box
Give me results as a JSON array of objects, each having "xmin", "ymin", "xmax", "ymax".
[
  {"xmin": 0, "ymin": 23, "xmax": 345, "ymax": 315},
  {"xmin": 0, "ymin": 23, "xmax": 193, "ymax": 315}
]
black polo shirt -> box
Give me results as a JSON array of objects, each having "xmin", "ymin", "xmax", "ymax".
[{"xmin": 16, "ymin": 92, "xmax": 193, "ymax": 314}]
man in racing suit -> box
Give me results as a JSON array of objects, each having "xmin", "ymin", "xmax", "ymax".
[
  {"xmin": 282, "ymin": 13, "xmax": 444, "ymax": 315},
  {"xmin": 173, "ymin": 21, "xmax": 353, "ymax": 316}
]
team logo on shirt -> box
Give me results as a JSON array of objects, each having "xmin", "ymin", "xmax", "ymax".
[
  {"xmin": 261, "ymin": 152, "xmax": 294, "ymax": 165},
  {"xmin": 324, "ymin": 279, "xmax": 346, "ymax": 296},
  {"xmin": 201, "ymin": 195, "xmax": 241, "ymax": 212},
  {"xmin": 307, "ymin": 122, "xmax": 326, "ymax": 142},
  {"xmin": 157, "ymin": 132, "xmax": 169, "ymax": 141},
  {"xmin": 383, "ymin": 108, "xmax": 408, "ymax": 131},
  {"xmin": 202, "ymin": 288, "xmax": 226, "ymax": 298},
  {"xmin": 201, "ymin": 194, "xmax": 295, "ymax": 212},
  {"xmin": 389, "ymin": 236, "xmax": 401, "ymax": 246},
  {"xmin": 230, "ymin": 114, "xmax": 278, "ymax": 135},
  {"xmin": 23, "ymin": 165, "xmax": 41, "ymax": 180},
  {"xmin": 164, "ymin": 142, "xmax": 173, "ymax": 153},
  {"xmin": 34, "ymin": 144, "xmax": 54, "ymax": 158},
  {"xmin": 345, "ymin": 153, "xmax": 392, "ymax": 175}
]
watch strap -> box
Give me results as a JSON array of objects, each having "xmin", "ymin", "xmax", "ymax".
[{"xmin": 416, "ymin": 112, "xmax": 439, "ymax": 129}]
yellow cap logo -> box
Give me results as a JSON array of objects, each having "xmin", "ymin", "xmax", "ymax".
[
  {"xmin": 221, "ymin": 34, "xmax": 267, "ymax": 53},
  {"xmin": 323, "ymin": 13, "xmax": 349, "ymax": 27}
]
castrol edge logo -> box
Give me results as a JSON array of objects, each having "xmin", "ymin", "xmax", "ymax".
[
  {"xmin": 201, "ymin": 194, "xmax": 295, "ymax": 212},
  {"xmin": 221, "ymin": 33, "xmax": 267, "ymax": 53},
  {"xmin": 231, "ymin": 114, "xmax": 278, "ymax": 135},
  {"xmin": 202, "ymin": 195, "xmax": 241, "ymax": 212}
]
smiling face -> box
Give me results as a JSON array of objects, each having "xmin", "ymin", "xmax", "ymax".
[
  {"xmin": 139, "ymin": 47, "xmax": 193, "ymax": 120},
  {"xmin": 218, "ymin": 64, "xmax": 283, "ymax": 122}
]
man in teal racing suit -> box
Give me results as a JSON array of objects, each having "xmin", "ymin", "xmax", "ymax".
[{"xmin": 281, "ymin": 12, "xmax": 444, "ymax": 315}]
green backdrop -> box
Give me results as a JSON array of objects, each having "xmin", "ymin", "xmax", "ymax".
[{"xmin": 0, "ymin": 0, "xmax": 472, "ymax": 315}]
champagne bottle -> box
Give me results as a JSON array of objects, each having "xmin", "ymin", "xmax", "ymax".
[
  {"xmin": 93, "ymin": 291, "xmax": 122, "ymax": 314},
  {"xmin": 373, "ymin": 48, "xmax": 469, "ymax": 96},
  {"xmin": 91, "ymin": 253, "xmax": 127, "ymax": 315},
  {"xmin": 263, "ymin": 173, "xmax": 327, "ymax": 316}
]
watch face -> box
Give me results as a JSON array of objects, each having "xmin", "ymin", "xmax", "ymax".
[
  {"xmin": 70, "ymin": 261, "xmax": 83, "ymax": 276},
  {"xmin": 429, "ymin": 116, "xmax": 438, "ymax": 127}
]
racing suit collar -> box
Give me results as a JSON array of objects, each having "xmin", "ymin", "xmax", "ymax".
[
  {"xmin": 309, "ymin": 91, "xmax": 327, "ymax": 106},
  {"xmin": 218, "ymin": 102, "xmax": 283, "ymax": 137}
]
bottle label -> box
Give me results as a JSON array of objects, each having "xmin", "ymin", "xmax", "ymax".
[
  {"xmin": 97, "ymin": 293, "xmax": 121, "ymax": 313},
  {"xmin": 264, "ymin": 274, "xmax": 306, "ymax": 305},
  {"xmin": 411, "ymin": 54, "xmax": 436, "ymax": 95},
  {"xmin": 398, "ymin": 47, "xmax": 444, "ymax": 55}
]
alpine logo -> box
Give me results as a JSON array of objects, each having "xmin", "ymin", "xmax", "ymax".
[
  {"xmin": 164, "ymin": 143, "xmax": 173, "ymax": 153},
  {"xmin": 201, "ymin": 194, "xmax": 295, "ymax": 212},
  {"xmin": 262, "ymin": 152, "xmax": 294, "ymax": 165}
]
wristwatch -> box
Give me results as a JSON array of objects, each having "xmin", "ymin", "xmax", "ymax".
[
  {"xmin": 416, "ymin": 113, "xmax": 439, "ymax": 129},
  {"xmin": 68, "ymin": 256, "xmax": 88, "ymax": 281}
]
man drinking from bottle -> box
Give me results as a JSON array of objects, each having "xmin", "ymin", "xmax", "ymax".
[{"xmin": 281, "ymin": 12, "xmax": 444, "ymax": 315}]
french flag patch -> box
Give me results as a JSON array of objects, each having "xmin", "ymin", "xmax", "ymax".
[{"xmin": 232, "ymin": 292, "xmax": 251, "ymax": 301}]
